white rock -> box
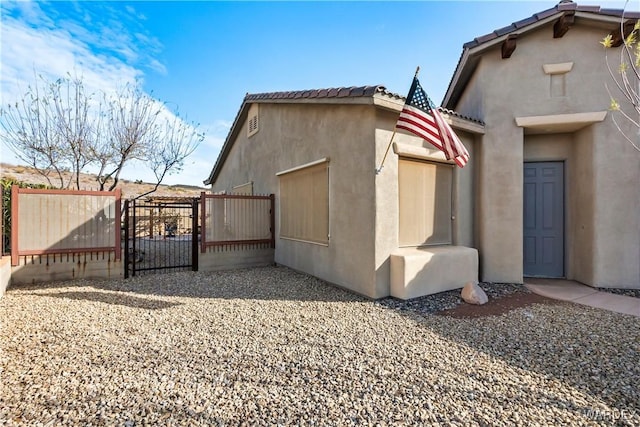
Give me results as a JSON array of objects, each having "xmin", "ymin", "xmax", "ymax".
[{"xmin": 461, "ymin": 281, "xmax": 488, "ymax": 305}]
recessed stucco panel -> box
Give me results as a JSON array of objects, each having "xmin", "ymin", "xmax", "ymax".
[{"xmin": 453, "ymin": 131, "xmax": 475, "ymax": 248}]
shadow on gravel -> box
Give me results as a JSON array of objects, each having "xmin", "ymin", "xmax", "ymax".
[
  {"xmin": 386, "ymin": 291, "xmax": 640, "ymax": 421},
  {"xmin": 10, "ymin": 266, "xmax": 367, "ymax": 303},
  {"xmin": 34, "ymin": 291, "xmax": 182, "ymax": 310}
]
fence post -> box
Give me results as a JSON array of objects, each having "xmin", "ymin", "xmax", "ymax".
[
  {"xmin": 10, "ymin": 186, "xmax": 19, "ymax": 266},
  {"xmin": 115, "ymin": 189, "xmax": 122, "ymax": 261},
  {"xmin": 192, "ymin": 198, "xmax": 199, "ymax": 271},
  {"xmin": 270, "ymin": 193, "xmax": 275, "ymax": 248},
  {"xmin": 1, "ymin": 183, "xmax": 3, "ymax": 257},
  {"xmin": 131, "ymin": 199, "xmax": 137, "ymax": 277},
  {"xmin": 200, "ymin": 192, "xmax": 206, "ymax": 254}
]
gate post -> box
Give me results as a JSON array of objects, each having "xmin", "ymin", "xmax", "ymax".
[
  {"xmin": 123, "ymin": 199, "xmax": 130, "ymax": 279},
  {"xmin": 270, "ymin": 193, "xmax": 275, "ymax": 248},
  {"xmin": 200, "ymin": 192, "xmax": 206, "ymax": 254},
  {"xmin": 131, "ymin": 199, "xmax": 137, "ymax": 277},
  {"xmin": 192, "ymin": 198, "xmax": 199, "ymax": 271}
]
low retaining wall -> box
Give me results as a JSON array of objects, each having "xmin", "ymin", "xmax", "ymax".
[
  {"xmin": 199, "ymin": 247, "xmax": 274, "ymax": 272},
  {"xmin": 390, "ymin": 246, "xmax": 478, "ymax": 300},
  {"xmin": 3, "ymin": 248, "xmax": 274, "ymax": 290},
  {"xmin": 11, "ymin": 252, "xmax": 123, "ymax": 285}
]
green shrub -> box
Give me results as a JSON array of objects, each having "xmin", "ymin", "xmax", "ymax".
[{"xmin": 1, "ymin": 178, "xmax": 51, "ymax": 254}]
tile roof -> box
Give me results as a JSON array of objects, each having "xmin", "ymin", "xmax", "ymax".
[
  {"xmin": 462, "ymin": 1, "xmax": 640, "ymax": 50},
  {"xmin": 438, "ymin": 108, "xmax": 485, "ymax": 126},
  {"xmin": 244, "ymin": 85, "xmax": 404, "ymax": 102},
  {"xmin": 243, "ymin": 86, "xmax": 484, "ymax": 125}
]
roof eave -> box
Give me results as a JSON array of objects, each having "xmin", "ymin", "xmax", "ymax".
[
  {"xmin": 443, "ymin": 12, "xmax": 563, "ymax": 109},
  {"xmin": 443, "ymin": 9, "xmax": 635, "ymax": 109},
  {"xmin": 373, "ymin": 94, "xmax": 405, "ymax": 112}
]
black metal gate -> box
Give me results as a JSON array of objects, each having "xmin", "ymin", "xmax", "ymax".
[{"xmin": 123, "ymin": 198, "xmax": 199, "ymax": 278}]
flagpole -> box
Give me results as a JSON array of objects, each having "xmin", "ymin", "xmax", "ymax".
[
  {"xmin": 375, "ymin": 128, "xmax": 397, "ymax": 175},
  {"xmin": 375, "ymin": 66, "xmax": 420, "ymax": 175}
]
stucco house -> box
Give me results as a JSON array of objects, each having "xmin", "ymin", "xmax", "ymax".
[
  {"xmin": 205, "ymin": 1, "xmax": 640, "ymax": 299},
  {"xmin": 442, "ymin": 0, "xmax": 639, "ymax": 290}
]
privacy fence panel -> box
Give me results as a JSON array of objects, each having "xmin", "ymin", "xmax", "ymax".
[
  {"xmin": 201, "ymin": 193, "xmax": 274, "ymax": 251},
  {"xmin": 11, "ymin": 187, "xmax": 121, "ymax": 266}
]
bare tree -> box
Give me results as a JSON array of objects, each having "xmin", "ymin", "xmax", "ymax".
[
  {"xmin": 601, "ymin": 2, "xmax": 640, "ymax": 151},
  {"xmin": 1, "ymin": 74, "xmax": 203, "ymax": 194},
  {"xmin": 96, "ymin": 84, "xmax": 161, "ymax": 191},
  {"xmin": 1, "ymin": 74, "xmax": 76, "ymax": 188},
  {"xmin": 51, "ymin": 75, "xmax": 97, "ymax": 189},
  {"xmin": 135, "ymin": 112, "xmax": 202, "ymax": 200}
]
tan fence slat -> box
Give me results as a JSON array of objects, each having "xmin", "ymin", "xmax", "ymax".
[{"xmin": 11, "ymin": 187, "xmax": 121, "ymax": 266}]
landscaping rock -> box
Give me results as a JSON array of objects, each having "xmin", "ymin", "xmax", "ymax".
[{"xmin": 461, "ymin": 281, "xmax": 489, "ymax": 305}]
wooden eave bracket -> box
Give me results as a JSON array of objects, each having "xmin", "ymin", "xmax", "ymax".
[
  {"xmin": 553, "ymin": 11, "xmax": 575, "ymax": 38},
  {"xmin": 501, "ymin": 34, "xmax": 518, "ymax": 59},
  {"xmin": 609, "ymin": 19, "xmax": 639, "ymax": 48}
]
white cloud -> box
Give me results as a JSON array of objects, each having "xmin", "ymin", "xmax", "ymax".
[
  {"xmin": 0, "ymin": 0, "xmax": 212, "ymax": 187},
  {"xmin": 0, "ymin": 3, "xmax": 141, "ymax": 103}
]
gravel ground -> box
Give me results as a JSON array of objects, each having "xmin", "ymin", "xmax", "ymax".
[
  {"xmin": 598, "ymin": 288, "xmax": 640, "ymax": 298},
  {"xmin": 1, "ymin": 266, "xmax": 639, "ymax": 426},
  {"xmin": 376, "ymin": 282, "xmax": 526, "ymax": 315}
]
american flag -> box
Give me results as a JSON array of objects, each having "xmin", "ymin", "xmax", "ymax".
[{"xmin": 396, "ymin": 76, "xmax": 469, "ymax": 168}]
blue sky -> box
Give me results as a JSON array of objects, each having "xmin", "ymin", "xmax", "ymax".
[{"xmin": 1, "ymin": 0, "xmax": 636, "ymax": 187}]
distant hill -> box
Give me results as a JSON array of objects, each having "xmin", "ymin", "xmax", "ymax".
[{"xmin": 0, "ymin": 163, "xmax": 208, "ymax": 199}]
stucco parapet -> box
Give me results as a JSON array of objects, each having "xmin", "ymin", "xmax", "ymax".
[
  {"xmin": 515, "ymin": 111, "xmax": 607, "ymax": 134},
  {"xmin": 393, "ymin": 142, "xmax": 450, "ymax": 164},
  {"xmin": 543, "ymin": 62, "xmax": 574, "ymax": 74}
]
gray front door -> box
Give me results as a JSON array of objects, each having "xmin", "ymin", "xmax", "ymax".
[{"xmin": 523, "ymin": 162, "xmax": 564, "ymax": 277}]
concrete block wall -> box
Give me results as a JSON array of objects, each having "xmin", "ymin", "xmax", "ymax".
[
  {"xmin": 10, "ymin": 253, "xmax": 123, "ymax": 285},
  {"xmin": 199, "ymin": 248, "xmax": 274, "ymax": 272}
]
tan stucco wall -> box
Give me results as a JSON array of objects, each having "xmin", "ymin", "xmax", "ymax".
[
  {"xmin": 586, "ymin": 121, "xmax": 640, "ymax": 288},
  {"xmin": 212, "ymin": 101, "xmax": 479, "ymax": 298},
  {"xmin": 212, "ymin": 103, "xmax": 380, "ymax": 297},
  {"xmin": 454, "ymin": 22, "xmax": 640, "ymax": 287}
]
